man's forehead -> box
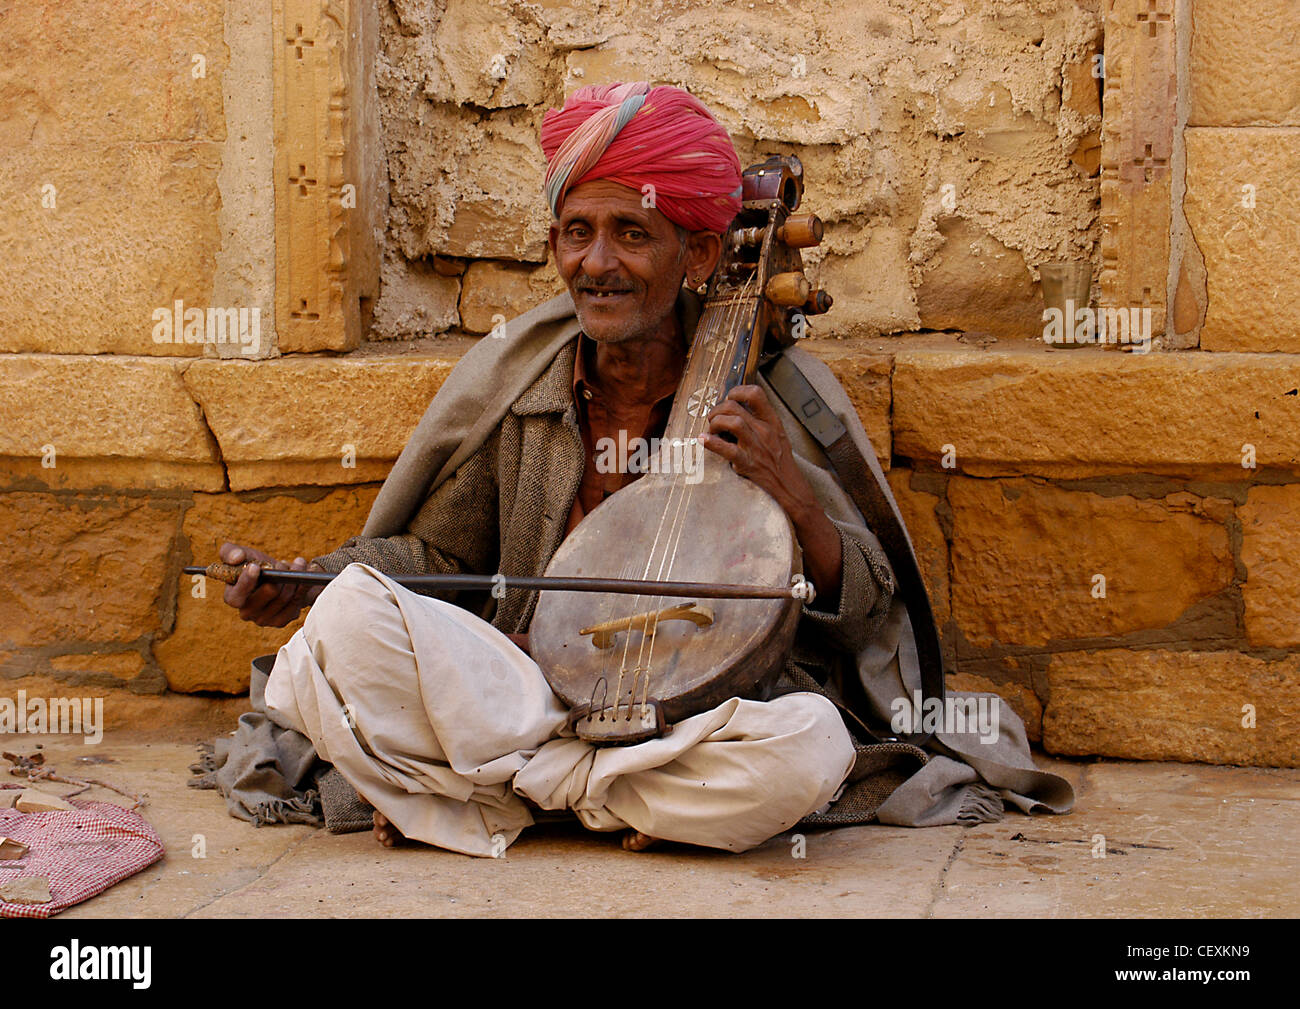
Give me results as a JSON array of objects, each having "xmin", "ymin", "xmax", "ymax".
[{"xmin": 557, "ymin": 180, "xmax": 666, "ymax": 226}]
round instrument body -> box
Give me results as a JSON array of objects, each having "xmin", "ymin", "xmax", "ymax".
[{"xmin": 530, "ymin": 457, "xmax": 801, "ymax": 727}]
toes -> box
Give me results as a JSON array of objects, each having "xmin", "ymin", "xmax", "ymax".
[
  {"xmin": 622, "ymin": 830, "xmax": 659, "ymax": 852},
  {"xmin": 373, "ymin": 811, "xmax": 395, "ymax": 847}
]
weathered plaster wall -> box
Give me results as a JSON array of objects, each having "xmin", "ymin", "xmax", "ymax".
[{"xmin": 370, "ymin": 0, "xmax": 1102, "ymax": 342}]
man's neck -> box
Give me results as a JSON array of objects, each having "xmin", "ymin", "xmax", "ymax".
[{"xmin": 590, "ymin": 310, "xmax": 686, "ymax": 407}]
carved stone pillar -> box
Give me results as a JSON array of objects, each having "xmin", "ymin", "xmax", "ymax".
[
  {"xmin": 1099, "ymin": 0, "xmax": 1177, "ymax": 339},
  {"xmin": 272, "ymin": 0, "xmax": 380, "ymax": 352}
]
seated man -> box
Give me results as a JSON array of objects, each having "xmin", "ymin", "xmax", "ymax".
[{"xmin": 218, "ymin": 83, "xmax": 917, "ymax": 856}]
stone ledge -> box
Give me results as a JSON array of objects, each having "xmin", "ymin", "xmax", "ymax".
[
  {"xmin": 894, "ymin": 348, "xmax": 1300, "ymax": 477},
  {"xmin": 184, "ymin": 356, "xmax": 457, "ymax": 491},
  {"xmin": 0, "ymin": 458, "xmax": 226, "ymax": 494},
  {"xmin": 0, "ymin": 356, "xmax": 223, "ymax": 489}
]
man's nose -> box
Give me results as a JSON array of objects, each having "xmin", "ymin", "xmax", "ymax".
[{"xmin": 580, "ymin": 231, "xmax": 619, "ymax": 278}]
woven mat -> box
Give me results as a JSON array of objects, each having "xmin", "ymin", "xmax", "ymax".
[{"xmin": 0, "ymin": 796, "xmax": 164, "ymax": 919}]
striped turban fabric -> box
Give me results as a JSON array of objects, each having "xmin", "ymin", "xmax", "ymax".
[{"xmin": 541, "ymin": 81, "xmax": 743, "ymax": 235}]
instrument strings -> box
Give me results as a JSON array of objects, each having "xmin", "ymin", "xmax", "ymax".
[{"xmin": 603, "ymin": 274, "xmax": 759, "ymax": 720}]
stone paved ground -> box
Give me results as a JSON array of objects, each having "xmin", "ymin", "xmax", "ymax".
[{"xmin": 4, "ymin": 693, "xmax": 1297, "ymax": 918}]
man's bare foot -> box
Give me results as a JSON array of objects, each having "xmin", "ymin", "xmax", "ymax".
[
  {"xmin": 622, "ymin": 829, "xmax": 660, "ymax": 852},
  {"xmin": 373, "ymin": 810, "xmax": 407, "ymax": 848}
]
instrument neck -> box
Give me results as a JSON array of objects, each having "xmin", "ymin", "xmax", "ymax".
[{"xmin": 662, "ymin": 283, "xmax": 762, "ymax": 444}]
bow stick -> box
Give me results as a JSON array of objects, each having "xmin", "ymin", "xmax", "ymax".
[{"xmin": 186, "ymin": 563, "xmax": 815, "ymax": 602}]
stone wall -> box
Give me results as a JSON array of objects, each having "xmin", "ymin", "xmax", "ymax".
[
  {"xmin": 0, "ymin": 0, "xmax": 1297, "ymax": 768},
  {"xmin": 373, "ymin": 0, "xmax": 1103, "ymax": 342}
]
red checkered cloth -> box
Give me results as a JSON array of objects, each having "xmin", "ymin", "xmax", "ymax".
[{"xmin": 0, "ymin": 796, "xmax": 165, "ymax": 919}]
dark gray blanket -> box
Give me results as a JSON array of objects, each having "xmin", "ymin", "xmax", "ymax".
[{"xmin": 189, "ymin": 655, "xmax": 373, "ymax": 833}]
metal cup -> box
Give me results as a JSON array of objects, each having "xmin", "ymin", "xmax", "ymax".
[{"xmin": 1039, "ymin": 262, "xmax": 1094, "ymax": 348}]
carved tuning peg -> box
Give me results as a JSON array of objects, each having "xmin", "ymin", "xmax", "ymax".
[
  {"xmin": 765, "ymin": 272, "xmax": 811, "ymax": 307},
  {"xmin": 777, "ymin": 213, "xmax": 824, "ymax": 249}
]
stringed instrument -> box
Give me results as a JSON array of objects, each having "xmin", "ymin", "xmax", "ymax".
[{"xmin": 530, "ymin": 154, "xmax": 832, "ymax": 745}]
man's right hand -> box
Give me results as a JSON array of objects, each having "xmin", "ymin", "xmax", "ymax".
[{"xmin": 219, "ymin": 542, "xmax": 325, "ymax": 627}]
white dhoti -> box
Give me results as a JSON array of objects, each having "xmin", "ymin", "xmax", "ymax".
[{"xmin": 264, "ymin": 563, "xmax": 855, "ymax": 857}]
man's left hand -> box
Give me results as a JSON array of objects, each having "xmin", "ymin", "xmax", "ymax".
[
  {"xmin": 701, "ymin": 384, "xmax": 814, "ymax": 521},
  {"xmin": 701, "ymin": 384, "xmax": 843, "ymax": 603}
]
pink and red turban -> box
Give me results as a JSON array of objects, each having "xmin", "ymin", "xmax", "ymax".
[{"xmin": 541, "ymin": 81, "xmax": 743, "ymax": 235}]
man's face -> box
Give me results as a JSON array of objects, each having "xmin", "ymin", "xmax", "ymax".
[{"xmin": 548, "ymin": 179, "xmax": 691, "ymax": 344}]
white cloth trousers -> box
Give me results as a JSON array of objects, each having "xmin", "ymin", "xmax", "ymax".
[{"xmin": 264, "ymin": 563, "xmax": 855, "ymax": 857}]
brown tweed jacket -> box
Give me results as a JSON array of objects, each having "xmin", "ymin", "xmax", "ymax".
[{"xmin": 313, "ymin": 335, "xmax": 896, "ymax": 720}]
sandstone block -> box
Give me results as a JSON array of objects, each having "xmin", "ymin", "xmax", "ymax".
[
  {"xmin": 814, "ymin": 226, "xmax": 919, "ymax": 339},
  {"xmin": 885, "ymin": 469, "xmax": 950, "ymax": 634},
  {"xmin": 914, "ymin": 218, "xmax": 1043, "ymax": 340},
  {"xmin": 893, "ymin": 349, "xmax": 1300, "ymax": 478},
  {"xmin": 1189, "ymin": 0, "xmax": 1300, "ymax": 127},
  {"xmin": 1063, "ymin": 44, "xmax": 1103, "ymax": 125},
  {"xmin": 0, "ymin": 493, "xmax": 180, "ymax": 649},
  {"xmin": 1063, "ymin": 43, "xmax": 1103, "ymax": 176},
  {"xmin": 385, "ymin": 104, "xmax": 550, "ymax": 263},
  {"xmin": 0, "ymin": 837, "xmax": 29, "ymax": 860},
  {"xmin": 0, "ymin": 143, "xmax": 224, "ymax": 356},
  {"xmin": 0, "ymin": 356, "xmax": 223, "ymax": 490},
  {"xmin": 372, "ymin": 255, "xmax": 461, "ymax": 340},
  {"xmin": 1098, "ymin": 0, "xmax": 1176, "ymax": 337},
  {"xmin": 412, "ymin": 0, "xmax": 550, "ymax": 109},
  {"xmin": 0, "ymin": 0, "xmax": 225, "ymax": 147},
  {"xmin": 183, "ymin": 356, "xmax": 457, "ymax": 490},
  {"xmin": 211, "ymin": 0, "xmax": 278, "ymax": 363},
  {"xmin": 948, "ymin": 479, "xmax": 1233, "ymax": 648},
  {"xmin": 273, "ymin": 0, "xmax": 379, "ymax": 352},
  {"xmin": 458, "ymin": 261, "xmax": 568, "ymax": 335},
  {"xmin": 1043, "ymin": 649, "xmax": 1300, "ymax": 766},
  {"xmin": 155, "ymin": 486, "xmax": 379, "ymax": 693},
  {"xmin": 1185, "ymin": 128, "xmax": 1300, "ymax": 352},
  {"xmin": 1239, "ymin": 485, "xmax": 1300, "ymax": 648}
]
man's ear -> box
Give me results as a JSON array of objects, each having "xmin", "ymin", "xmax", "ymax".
[
  {"xmin": 547, "ymin": 224, "xmax": 559, "ymax": 258},
  {"xmin": 684, "ymin": 230, "xmax": 723, "ymax": 284}
]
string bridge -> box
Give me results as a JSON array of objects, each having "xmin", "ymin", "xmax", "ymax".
[
  {"xmin": 578, "ymin": 602, "xmax": 714, "ymax": 649},
  {"xmin": 569, "ymin": 699, "xmax": 668, "ymax": 746}
]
